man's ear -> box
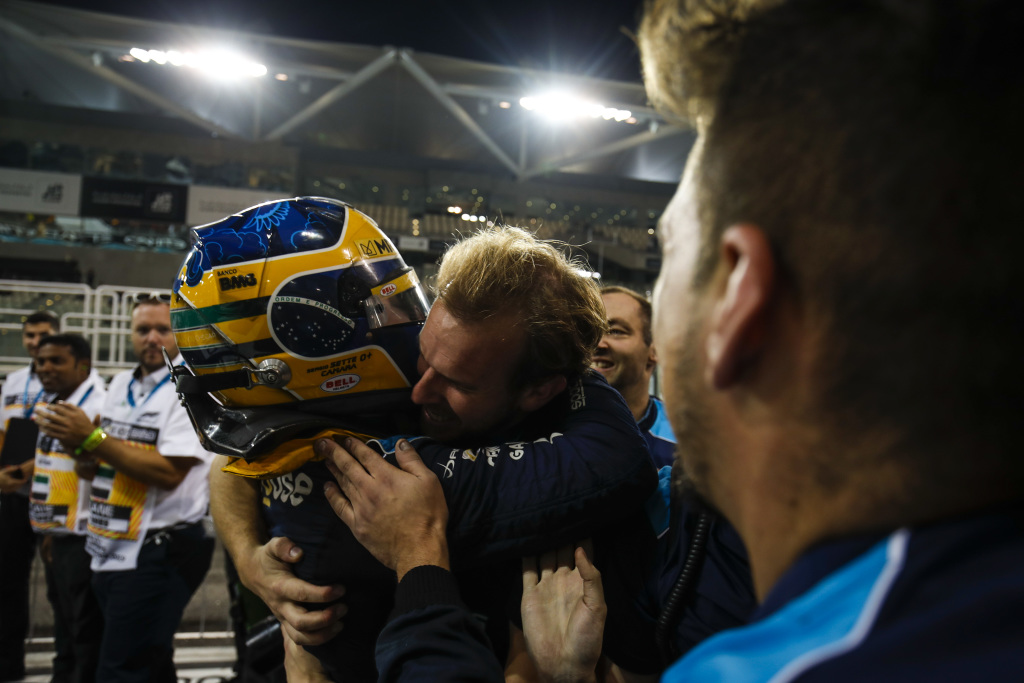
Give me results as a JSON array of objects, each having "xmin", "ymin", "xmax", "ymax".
[
  {"xmin": 705, "ymin": 224, "xmax": 776, "ymax": 389},
  {"xmin": 646, "ymin": 345, "xmax": 658, "ymax": 375},
  {"xmin": 517, "ymin": 374, "xmax": 568, "ymax": 413}
]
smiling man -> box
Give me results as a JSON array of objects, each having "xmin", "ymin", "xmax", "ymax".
[
  {"xmin": 31, "ymin": 334, "xmax": 107, "ymax": 683},
  {"xmin": 593, "ymin": 286, "xmax": 675, "ymax": 468},
  {"xmin": 410, "ymin": 304, "xmax": 542, "ymax": 444}
]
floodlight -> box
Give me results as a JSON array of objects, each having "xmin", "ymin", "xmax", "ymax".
[
  {"xmin": 124, "ymin": 46, "xmax": 267, "ymax": 79},
  {"xmin": 519, "ymin": 93, "xmax": 632, "ymax": 125}
]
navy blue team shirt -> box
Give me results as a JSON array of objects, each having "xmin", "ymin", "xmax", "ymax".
[
  {"xmin": 376, "ymin": 502, "xmax": 1024, "ymax": 682},
  {"xmin": 262, "ymin": 371, "xmax": 657, "ymax": 680},
  {"xmin": 639, "ymin": 396, "xmax": 676, "ymax": 469}
]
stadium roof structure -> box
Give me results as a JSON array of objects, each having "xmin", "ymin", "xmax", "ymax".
[{"xmin": 0, "ymin": 0, "xmax": 694, "ymax": 186}]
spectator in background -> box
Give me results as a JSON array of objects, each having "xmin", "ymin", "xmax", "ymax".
[
  {"xmin": 593, "ymin": 286, "xmax": 675, "ymax": 468},
  {"xmin": 32, "ymin": 334, "xmax": 107, "ymax": 683},
  {"xmin": 42, "ymin": 296, "xmax": 215, "ymax": 683},
  {"xmin": 0, "ymin": 310, "xmax": 57, "ymax": 681}
]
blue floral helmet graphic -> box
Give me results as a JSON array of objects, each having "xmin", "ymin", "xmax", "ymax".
[{"xmin": 169, "ymin": 197, "xmax": 429, "ymax": 464}]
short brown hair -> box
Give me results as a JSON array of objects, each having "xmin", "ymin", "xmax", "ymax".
[
  {"xmin": 601, "ymin": 286, "xmax": 653, "ymax": 346},
  {"xmin": 640, "ymin": 0, "xmax": 1024, "ymax": 496},
  {"xmin": 435, "ymin": 226, "xmax": 607, "ymax": 388},
  {"xmin": 24, "ymin": 311, "xmax": 59, "ymax": 331}
]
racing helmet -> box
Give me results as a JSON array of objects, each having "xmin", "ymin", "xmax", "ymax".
[{"xmin": 169, "ymin": 196, "xmax": 429, "ymax": 476}]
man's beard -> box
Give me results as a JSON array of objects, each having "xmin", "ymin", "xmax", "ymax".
[
  {"xmin": 668, "ymin": 318, "xmax": 719, "ymax": 510},
  {"xmin": 671, "ymin": 452, "xmax": 723, "ymax": 517}
]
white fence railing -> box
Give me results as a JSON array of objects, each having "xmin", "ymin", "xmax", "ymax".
[{"xmin": 0, "ymin": 279, "xmax": 172, "ymax": 375}]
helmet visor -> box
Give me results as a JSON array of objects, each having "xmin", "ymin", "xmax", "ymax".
[{"xmin": 364, "ymin": 268, "xmax": 430, "ymax": 329}]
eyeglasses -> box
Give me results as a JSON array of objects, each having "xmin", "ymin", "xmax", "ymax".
[{"xmin": 127, "ymin": 291, "xmax": 173, "ymax": 306}]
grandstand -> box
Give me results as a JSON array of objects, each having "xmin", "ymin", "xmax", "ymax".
[{"xmin": 0, "ymin": 0, "xmax": 687, "ymax": 291}]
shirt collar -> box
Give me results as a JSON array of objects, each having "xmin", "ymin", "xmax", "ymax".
[
  {"xmin": 637, "ymin": 395, "xmax": 658, "ymax": 431},
  {"xmin": 755, "ymin": 532, "xmax": 885, "ymax": 621},
  {"xmin": 133, "ymin": 353, "xmax": 181, "ymax": 392},
  {"xmin": 64, "ymin": 372, "xmax": 100, "ymax": 405}
]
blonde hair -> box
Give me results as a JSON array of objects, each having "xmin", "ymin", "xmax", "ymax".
[{"xmin": 435, "ymin": 226, "xmax": 607, "ymax": 387}]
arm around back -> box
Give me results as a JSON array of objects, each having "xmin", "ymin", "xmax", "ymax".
[{"xmin": 209, "ymin": 455, "xmax": 346, "ymax": 647}]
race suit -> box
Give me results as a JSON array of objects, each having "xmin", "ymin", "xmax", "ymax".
[{"xmin": 261, "ymin": 370, "xmax": 657, "ymax": 680}]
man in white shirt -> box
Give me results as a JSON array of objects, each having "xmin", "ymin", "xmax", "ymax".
[
  {"xmin": 0, "ymin": 310, "xmax": 57, "ymax": 681},
  {"xmin": 43, "ymin": 296, "xmax": 215, "ymax": 683},
  {"xmin": 32, "ymin": 334, "xmax": 107, "ymax": 683}
]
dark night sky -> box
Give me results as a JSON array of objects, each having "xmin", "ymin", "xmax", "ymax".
[{"xmin": 36, "ymin": 0, "xmax": 646, "ymax": 82}]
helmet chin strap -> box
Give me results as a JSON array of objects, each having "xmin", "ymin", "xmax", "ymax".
[
  {"xmin": 168, "ymin": 355, "xmax": 294, "ymax": 396},
  {"xmin": 168, "ymin": 359, "xmax": 396, "ymax": 464},
  {"xmin": 173, "ymin": 367, "xmax": 253, "ymax": 394}
]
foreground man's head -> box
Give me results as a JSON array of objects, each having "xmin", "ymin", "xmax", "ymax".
[
  {"xmin": 640, "ymin": 0, "xmax": 1024, "ymax": 593},
  {"xmin": 412, "ymin": 226, "xmax": 606, "ymax": 442}
]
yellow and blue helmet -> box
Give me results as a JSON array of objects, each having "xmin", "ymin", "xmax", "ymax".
[{"xmin": 169, "ymin": 197, "xmax": 428, "ymax": 472}]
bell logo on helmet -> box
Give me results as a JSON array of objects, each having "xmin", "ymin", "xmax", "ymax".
[
  {"xmin": 380, "ymin": 283, "xmax": 398, "ymax": 297},
  {"xmin": 321, "ymin": 374, "xmax": 361, "ymax": 393},
  {"xmin": 218, "ymin": 273, "xmax": 258, "ymax": 291}
]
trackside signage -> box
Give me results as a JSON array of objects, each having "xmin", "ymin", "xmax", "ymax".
[
  {"xmin": 0, "ymin": 168, "xmax": 82, "ymax": 216},
  {"xmin": 80, "ymin": 177, "xmax": 187, "ymax": 222}
]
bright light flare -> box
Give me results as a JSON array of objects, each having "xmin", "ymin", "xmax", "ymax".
[
  {"xmin": 519, "ymin": 93, "xmax": 631, "ymax": 124},
  {"xmin": 126, "ymin": 46, "xmax": 267, "ymax": 79}
]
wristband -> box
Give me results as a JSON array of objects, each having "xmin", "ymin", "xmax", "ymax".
[{"xmin": 75, "ymin": 427, "xmax": 107, "ymax": 456}]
